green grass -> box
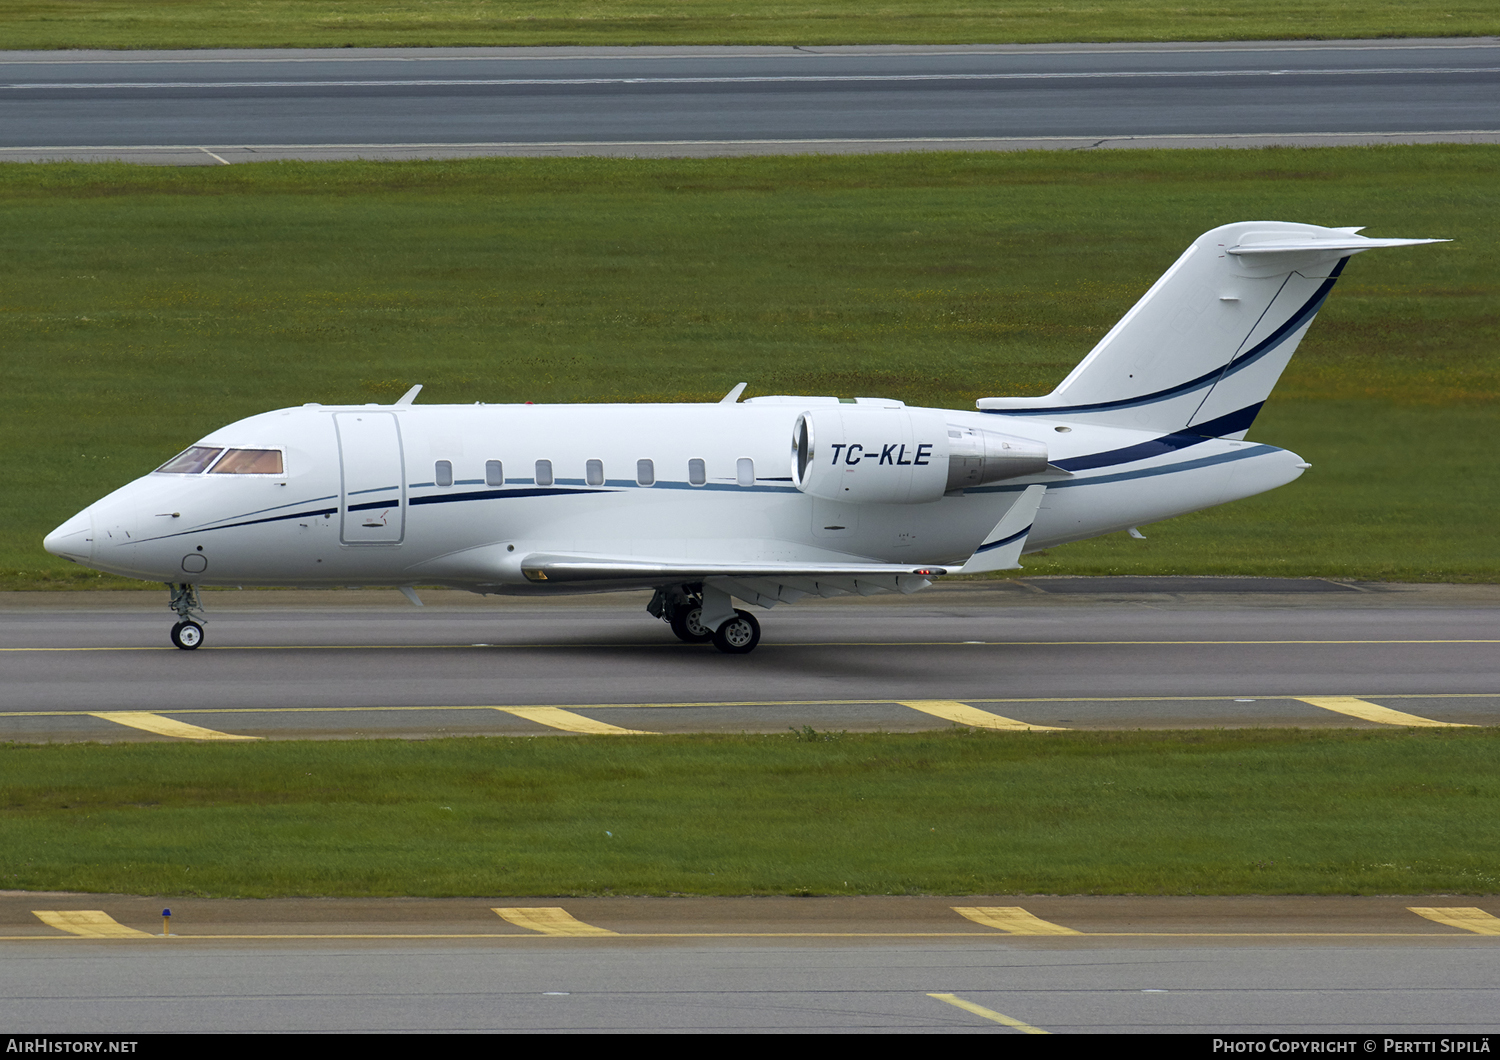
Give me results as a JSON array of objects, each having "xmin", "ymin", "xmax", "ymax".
[
  {"xmin": 3, "ymin": 147, "xmax": 1496, "ymax": 587},
  {"xmin": 3, "ymin": 728, "xmax": 1496, "ymax": 897},
  {"xmin": 2, "ymin": 1, "xmax": 1496, "ymax": 50}
]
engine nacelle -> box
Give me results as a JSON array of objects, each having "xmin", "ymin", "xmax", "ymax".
[
  {"xmin": 791, "ymin": 407, "xmax": 1048, "ymax": 504},
  {"xmin": 945, "ymin": 423, "xmax": 1051, "ymax": 489}
]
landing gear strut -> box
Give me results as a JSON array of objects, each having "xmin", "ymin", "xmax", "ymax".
[
  {"xmin": 167, "ymin": 582, "xmax": 206, "ymax": 650},
  {"xmin": 648, "ymin": 585, "xmax": 763, "ymax": 654}
]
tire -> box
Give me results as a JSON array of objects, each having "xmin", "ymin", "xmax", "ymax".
[
  {"xmin": 669, "ymin": 604, "xmax": 713, "ymax": 644},
  {"xmin": 170, "ymin": 621, "xmax": 205, "ymax": 650},
  {"xmin": 711, "ymin": 609, "xmax": 761, "ymax": 654}
]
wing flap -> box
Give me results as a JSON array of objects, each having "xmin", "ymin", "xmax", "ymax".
[{"xmin": 520, "ymin": 553, "xmax": 950, "ymax": 584}]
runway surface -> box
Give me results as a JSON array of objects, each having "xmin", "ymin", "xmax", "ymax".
[
  {"xmin": 4, "ymin": 895, "xmax": 1498, "ymax": 1033},
  {"xmin": 3, "ymin": 580, "xmax": 1496, "ymax": 742},
  {"xmin": 2, "ymin": 38, "xmax": 1497, "ymax": 163},
  {"xmin": 6, "ymin": 581, "xmax": 1496, "ymax": 1033}
]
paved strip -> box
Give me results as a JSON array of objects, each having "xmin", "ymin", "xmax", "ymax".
[
  {"xmin": 32, "ymin": 911, "xmax": 154, "ymax": 939},
  {"xmin": 17, "ymin": 67, "xmax": 1499, "ymax": 90},
  {"xmin": 3, "ymin": 693, "xmax": 1495, "ymax": 718},
  {"xmin": 87, "ymin": 711, "xmax": 260, "ymax": 740},
  {"xmin": 928, "ymin": 994, "xmax": 1050, "ymax": 1033},
  {"xmin": 1295, "ymin": 696, "xmax": 1472, "ymax": 728},
  {"xmin": 1409, "ymin": 908, "xmax": 1500, "ymax": 935},
  {"xmin": 5, "ymin": 637, "xmax": 1498, "ymax": 652},
  {"xmin": 3, "ymin": 930, "xmax": 1491, "ymax": 941},
  {"xmin": 7, "ymin": 132, "xmax": 1500, "ymax": 165},
  {"xmin": 899, "ymin": 700, "xmax": 1066, "ymax": 732},
  {"xmin": 493, "ymin": 908, "xmax": 619, "ymax": 937},
  {"xmin": 493, "ymin": 706, "xmax": 657, "ymax": 735},
  {"xmin": 952, "ymin": 907, "xmax": 1082, "ymax": 935}
]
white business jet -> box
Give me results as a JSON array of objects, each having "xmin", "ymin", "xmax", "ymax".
[{"xmin": 44, "ymin": 221, "xmax": 1442, "ymax": 653}]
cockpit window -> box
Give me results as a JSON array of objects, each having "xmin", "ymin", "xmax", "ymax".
[
  {"xmin": 208, "ymin": 449, "xmax": 284, "ymax": 475},
  {"xmin": 155, "ymin": 446, "xmax": 224, "ymax": 474}
]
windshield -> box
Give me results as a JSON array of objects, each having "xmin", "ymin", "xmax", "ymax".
[
  {"xmin": 209, "ymin": 449, "xmax": 284, "ymax": 475},
  {"xmin": 155, "ymin": 446, "xmax": 224, "ymax": 474}
]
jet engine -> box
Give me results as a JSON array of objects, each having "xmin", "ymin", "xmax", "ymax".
[{"xmin": 791, "ymin": 406, "xmax": 1048, "ymax": 504}]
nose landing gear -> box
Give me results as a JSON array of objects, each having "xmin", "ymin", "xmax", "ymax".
[
  {"xmin": 166, "ymin": 582, "xmax": 206, "ymax": 650},
  {"xmin": 170, "ymin": 620, "xmax": 205, "ymax": 650}
]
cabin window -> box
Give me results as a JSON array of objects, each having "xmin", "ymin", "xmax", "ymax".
[
  {"xmin": 208, "ymin": 449, "xmax": 284, "ymax": 475},
  {"xmin": 636, "ymin": 459, "xmax": 655, "ymax": 486},
  {"xmin": 435, "ymin": 460, "xmax": 453, "ymax": 487},
  {"xmin": 156, "ymin": 446, "xmax": 223, "ymax": 474},
  {"xmin": 485, "ymin": 460, "xmax": 503, "ymax": 487},
  {"xmin": 688, "ymin": 458, "xmax": 706, "ymax": 486},
  {"xmin": 586, "ymin": 459, "xmax": 604, "ymax": 487},
  {"xmin": 535, "ymin": 459, "xmax": 553, "ymax": 486},
  {"xmin": 737, "ymin": 457, "xmax": 755, "ymax": 487}
]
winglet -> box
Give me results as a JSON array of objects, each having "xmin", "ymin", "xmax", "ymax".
[
  {"xmin": 958, "ymin": 485, "xmax": 1046, "ymax": 574},
  {"xmin": 395, "ymin": 384, "xmax": 423, "ymax": 405},
  {"xmin": 719, "ymin": 382, "xmax": 748, "ymax": 404}
]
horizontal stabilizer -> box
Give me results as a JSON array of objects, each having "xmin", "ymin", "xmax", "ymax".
[{"xmin": 1227, "ymin": 237, "xmax": 1445, "ymax": 256}]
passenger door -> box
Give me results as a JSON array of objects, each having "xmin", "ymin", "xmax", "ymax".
[{"xmin": 336, "ymin": 412, "xmax": 406, "ymax": 545}]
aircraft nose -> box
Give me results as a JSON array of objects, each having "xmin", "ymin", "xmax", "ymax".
[{"xmin": 44, "ymin": 510, "xmax": 93, "ymax": 561}]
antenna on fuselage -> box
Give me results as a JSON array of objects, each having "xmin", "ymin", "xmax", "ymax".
[
  {"xmin": 395, "ymin": 384, "xmax": 423, "ymax": 405},
  {"xmin": 719, "ymin": 382, "xmax": 747, "ymax": 404}
]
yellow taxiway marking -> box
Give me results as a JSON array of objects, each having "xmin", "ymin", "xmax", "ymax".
[
  {"xmin": 88, "ymin": 711, "xmax": 260, "ymax": 740},
  {"xmin": 1409, "ymin": 908, "xmax": 1500, "ymax": 934},
  {"xmin": 928, "ymin": 994, "xmax": 1049, "ymax": 1033},
  {"xmin": 1295, "ymin": 696, "xmax": 1471, "ymax": 728},
  {"xmin": 953, "ymin": 907, "xmax": 1083, "ymax": 935},
  {"xmin": 493, "ymin": 707, "xmax": 656, "ymax": 735},
  {"xmin": 493, "ymin": 907, "xmax": 619, "ymax": 936},
  {"xmin": 3, "ymin": 693, "xmax": 1495, "ymax": 720},
  {"xmin": 901, "ymin": 701, "xmax": 1066, "ymax": 732},
  {"xmin": 2, "ymin": 931, "xmax": 1494, "ymax": 942},
  {"xmin": 33, "ymin": 911, "xmax": 154, "ymax": 938}
]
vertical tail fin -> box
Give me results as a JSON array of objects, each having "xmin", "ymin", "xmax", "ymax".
[{"xmin": 978, "ymin": 222, "xmax": 1445, "ymax": 436}]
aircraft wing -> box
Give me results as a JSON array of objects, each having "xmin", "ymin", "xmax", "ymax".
[
  {"xmin": 521, "ymin": 554, "xmax": 949, "ymax": 583},
  {"xmin": 519, "ymin": 553, "xmax": 950, "ymax": 606}
]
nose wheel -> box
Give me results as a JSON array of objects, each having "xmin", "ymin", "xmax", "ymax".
[
  {"xmin": 170, "ymin": 620, "xmax": 205, "ymax": 650},
  {"xmin": 166, "ymin": 582, "xmax": 206, "ymax": 649}
]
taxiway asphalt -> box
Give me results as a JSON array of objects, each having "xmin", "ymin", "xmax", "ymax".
[
  {"xmin": 2, "ymin": 38, "xmax": 1497, "ymax": 162},
  {"xmin": 5, "ymin": 581, "xmax": 1496, "ymax": 1033},
  {"xmin": 4, "ymin": 895, "xmax": 1498, "ymax": 1033},
  {"xmin": 2, "ymin": 580, "xmax": 1496, "ymax": 743}
]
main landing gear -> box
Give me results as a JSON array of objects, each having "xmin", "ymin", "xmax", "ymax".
[
  {"xmin": 648, "ymin": 585, "xmax": 762, "ymax": 655},
  {"xmin": 167, "ymin": 582, "xmax": 206, "ymax": 650}
]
